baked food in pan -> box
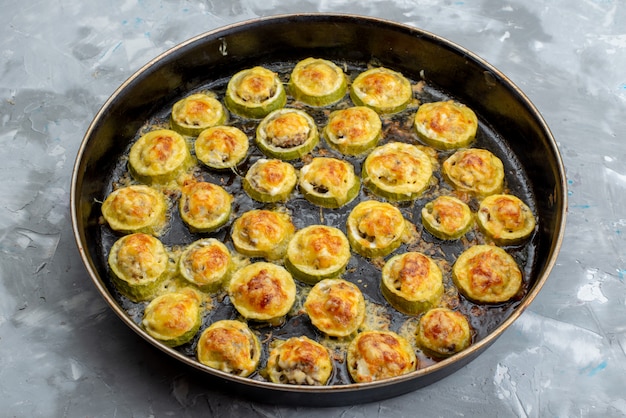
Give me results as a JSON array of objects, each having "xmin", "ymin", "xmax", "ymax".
[
  {"xmin": 416, "ymin": 307, "xmax": 472, "ymax": 358},
  {"xmin": 194, "ymin": 125, "xmax": 249, "ymax": 170},
  {"xmin": 142, "ymin": 289, "xmax": 201, "ymax": 347},
  {"xmin": 304, "ymin": 278, "xmax": 365, "ymax": 337},
  {"xmin": 288, "ymin": 57, "xmax": 348, "ymax": 107},
  {"xmin": 101, "ymin": 184, "xmax": 167, "ymax": 236},
  {"xmin": 170, "ymin": 92, "xmax": 227, "ymax": 137},
  {"xmin": 230, "ymin": 209, "xmax": 295, "ymax": 261},
  {"xmin": 265, "ymin": 336, "xmax": 333, "ymax": 385}
]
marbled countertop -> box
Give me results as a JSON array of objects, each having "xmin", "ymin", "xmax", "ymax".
[{"xmin": 2, "ymin": 1, "xmax": 625, "ymax": 417}]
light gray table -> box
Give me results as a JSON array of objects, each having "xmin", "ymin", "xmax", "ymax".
[{"xmin": 2, "ymin": 1, "xmax": 624, "ymax": 417}]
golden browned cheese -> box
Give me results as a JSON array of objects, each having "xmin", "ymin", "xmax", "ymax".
[
  {"xmin": 347, "ymin": 331, "xmax": 416, "ymax": 383},
  {"xmin": 391, "ymin": 253, "xmax": 432, "ymax": 295},
  {"xmin": 248, "ymin": 159, "xmax": 292, "ymax": 191},
  {"xmin": 266, "ymin": 336, "xmax": 333, "ymax": 385},
  {"xmin": 142, "ymin": 290, "xmax": 201, "ymax": 345},
  {"xmin": 433, "ymin": 196, "xmax": 466, "ymax": 232},
  {"xmin": 304, "ymin": 278, "xmax": 365, "ymax": 337},
  {"xmin": 417, "ymin": 307, "xmax": 471, "ymax": 357},
  {"xmin": 347, "ymin": 200, "xmax": 406, "ymax": 256},
  {"xmin": 231, "ymin": 209, "xmax": 295, "ymax": 259},
  {"xmin": 325, "ymin": 106, "xmax": 381, "ymax": 153},
  {"xmin": 293, "ymin": 60, "xmax": 339, "ymax": 95},
  {"xmin": 129, "ymin": 129, "xmax": 191, "ymax": 184},
  {"xmin": 235, "ymin": 67, "xmax": 277, "ymax": 103},
  {"xmin": 442, "ymin": 148, "xmax": 504, "ymax": 195},
  {"xmin": 195, "ymin": 126, "xmax": 248, "ymax": 168},
  {"xmin": 299, "ymin": 226, "xmax": 344, "ymax": 269},
  {"xmin": 115, "ymin": 233, "xmax": 167, "ymax": 283},
  {"xmin": 299, "ymin": 157, "xmax": 359, "ymax": 208},
  {"xmin": 264, "ymin": 111, "xmax": 311, "ymax": 148},
  {"xmin": 101, "ymin": 185, "xmax": 166, "ymax": 234},
  {"xmin": 197, "ymin": 320, "xmax": 260, "ymax": 377},
  {"xmin": 414, "ymin": 100, "xmax": 478, "ymax": 149},
  {"xmin": 179, "ymin": 181, "xmax": 232, "ymax": 232},
  {"xmin": 171, "ymin": 94, "xmax": 224, "ymax": 128},
  {"xmin": 179, "ymin": 239, "xmax": 231, "ymax": 289},
  {"xmin": 477, "ymin": 194, "xmax": 536, "ymax": 244},
  {"xmin": 351, "ymin": 68, "xmax": 412, "ymax": 113}
]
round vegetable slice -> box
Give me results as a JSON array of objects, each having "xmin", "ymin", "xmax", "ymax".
[
  {"xmin": 476, "ymin": 194, "xmax": 536, "ymax": 245},
  {"xmin": 442, "ymin": 148, "xmax": 504, "ymax": 196},
  {"xmin": 178, "ymin": 238, "xmax": 232, "ymax": 292},
  {"xmin": 304, "ymin": 278, "xmax": 365, "ymax": 337},
  {"xmin": 242, "ymin": 158, "xmax": 297, "ymax": 203},
  {"xmin": 230, "ymin": 209, "xmax": 295, "ymax": 260},
  {"xmin": 195, "ymin": 125, "xmax": 249, "ymax": 170},
  {"xmin": 381, "ymin": 252, "xmax": 444, "ymax": 315},
  {"xmin": 224, "ymin": 66, "xmax": 286, "ymax": 119},
  {"xmin": 414, "ymin": 100, "xmax": 478, "ymax": 150},
  {"xmin": 323, "ymin": 106, "xmax": 382, "ymax": 156},
  {"xmin": 101, "ymin": 184, "xmax": 167, "ymax": 236},
  {"xmin": 421, "ymin": 195, "xmax": 474, "ymax": 240},
  {"xmin": 299, "ymin": 157, "xmax": 360, "ymax": 208},
  {"xmin": 350, "ymin": 67, "xmax": 413, "ymax": 114},
  {"xmin": 179, "ymin": 181, "xmax": 232, "ymax": 233},
  {"xmin": 170, "ymin": 93, "xmax": 227, "ymax": 137},
  {"xmin": 265, "ymin": 336, "xmax": 333, "ymax": 385},
  {"xmin": 142, "ymin": 289, "xmax": 201, "ymax": 347},
  {"xmin": 416, "ymin": 307, "xmax": 472, "ymax": 358},
  {"xmin": 255, "ymin": 108, "xmax": 319, "ymax": 160},
  {"xmin": 288, "ymin": 57, "xmax": 348, "ymax": 107},
  {"xmin": 346, "ymin": 200, "xmax": 406, "ymax": 258}
]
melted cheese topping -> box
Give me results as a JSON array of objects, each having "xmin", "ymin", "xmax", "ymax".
[
  {"xmin": 442, "ymin": 148, "xmax": 504, "ymax": 195},
  {"xmin": 417, "ymin": 307, "xmax": 472, "ymax": 357},
  {"xmin": 231, "ymin": 209, "xmax": 295, "ymax": 260},
  {"xmin": 347, "ymin": 200, "xmax": 406, "ymax": 256},
  {"xmin": 453, "ymin": 245, "xmax": 522, "ymax": 303},
  {"xmin": 290, "ymin": 57, "xmax": 345, "ymax": 98},
  {"xmin": 347, "ymin": 331, "xmax": 417, "ymax": 383},
  {"xmin": 244, "ymin": 158, "xmax": 297, "ymax": 197},
  {"xmin": 101, "ymin": 185, "xmax": 166, "ymax": 235},
  {"xmin": 128, "ymin": 129, "xmax": 191, "ymax": 180},
  {"xmin": 262, "ymin": 110, "xmax": 311, "ymax": 148},
  {"xmin": 266, "ymin": 336, "xmax": 333, "ymax": 385},
  {"xmin": 179, "ymin": 181, "xmax": 232, "ymax": 232},
  {"xmin": 233, "ymin": 66, "xmax": 279, "ymax": 103},
  {"xmin": 287, "ymin": 225, "xmax": 351, "ymax": 280},
  {"xmin": 197, "ymin": 320, "xmax": 261, "ymax": 377},
  {"xmin": 421, "ymin": 195, "xmax": 473, "ymax": 240},
  {"xmin": 300, "ymin": 157, "xmax": 358, "ymax": 206},
  {"xmin": 109, "ymin": 233, "xmax": 168, "ymax": 285},
  {"xmin": 179, "ymin": 238, "xmax": 231, "ymax": 289},
  {"xmin": 228, "ymin": 262, "xmax": 296, "ymax": 321},
  {"xmin": 363, "ymin": 142, "xmax": 433, "ymax": 199},
  {"xmin": 171, "ymin": 93, "xmax": 225, "ymax": 131},
  {"xmin": 304, "ymin": 278, "xmax": 365, "ymax": 337},
  {"xmin": 195, "ymin": 126, "xmax": 249, "ymax": 169},
  {"xmin": 414, "ymin": 100, "xmax": 478, "ymax": 149},
  {"xmin": 324, "ymin": 106, "xmax": 381, "ymax": 154},
  {"xmin": 477, "ymin": 194, "xmax": 536, "ymax": 244},
  {"xmin": 142, "ymin": 290, "xmax": 201, "ymax": 344},
  {"xmin": 382, "ymin": 252, "xmax": 443, "ymax": 303},
  {"xmin": 351, "ymin": 67, "xmax": 412, "ymax": 113}
]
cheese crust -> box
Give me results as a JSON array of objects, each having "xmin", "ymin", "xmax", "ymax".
[
  {"xmin": 299, "ymin": 157, "xmax": 360, "ymax": 208},
  {"xmin": 179, "ymin": 181, "xmax": 233, "ymax": 233},
  {"xmin": 101, "ymin": 184, "xmax": 167, "ymax": 235},
  {"xmin": 142, "ymin": 289, "xmax": 201, "ymax": 347},
  {"xmin": 178, "ymin": 238, "xmax": 232, "ymax": 292},
  {"xmin": 304, "ymin": 278, "xmax": 365, "ymax": 337},
  {"xmin": 256, "ymin": 108, "xmax": 319, "ymax": 160},
  {"xmin": 347, "ymin": 200, "xmax": 406, "ymax": 258},
  {"xmin": 442, "ymin": 148, "xmax": 504, "ymax": 195},
  {"xmin": 266, "ymin": 336, "xmax": 333, "ymax": 385},
  {"xmin": 381, "ymin": 252, "xmax": 444, "ymax": 315},
  {"xmin": 225, "ymin": 66, "xmax": 287, "ymax": 119},
  {"xmin": 289, "ymin": 57, "xmax": 348, "ymax": 107},
  {"xmin": 243, "ymin": 158, "xmax": 297, "ymax": 203},
  {"xmin": 416, "ymin": 307, "xmax": 472, "ymax": 358},
  {"xmin": 128, "ymin": 129, "xmax": 192, "ymax": 185},
  {"xmin": 347, "ymin": 330, "xmax": 417, "ymax": 383},
  {"xmin": 195, "ymin": 125, "xmax": 249, "ymax": 169},
  {"xmin": 350, "ymin": 67, "xmax": 413, "ymax": 114},
  {"xmin": 421, "ymin": 195, "xmax": 474, "ymax": 240},
  {"xmin": 323, "ymin": 106, "xmax": 382, "ymax": 155},
  {"xmin": 170, "ymin": 93, "xmax": 227, "ymax": 137},
  {"xmin": 228, "ymin": 262, "xmax": 296, "ymax": 322},
  {"xmin": 414, "ymin": 100, "xmax": 478, "ymax": 149},
  {"xmin": 362, "ymin": 142, "xmax": 433, "ymax": 201},
  {"xmin": 197, "ymin": 320, "xmax": 261, "ymax": 377},
  {"xmin": 230, "ymin": 209, "xmax": 295, "ymax": 260},
  {"xmin": 452, "ymin": 245, "xmax": 522, "ymax": 303},
  {"xmin": 477, "ymin": 194, "xmax": 536, "ymax": 245}
]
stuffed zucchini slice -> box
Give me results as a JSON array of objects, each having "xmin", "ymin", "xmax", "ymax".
[
  {"xmin": 421, "ymin": 195, "xmax": 473, "ymax": 240},
  {"xmin": 101, "ymin": 184, "xmax": 167, "ymax": 236},
  {"xmin": 179, "ymin": 181, "xmax": 233, "ymax": 233},
  {"xmin": 381, "ymin": 252, "xmax": 444, "ymax": 315},
  {"xmin": 108, "ymin": 233, "xmax": 169, "ymax": 302},
  {"xmin": 128, "ymin": 129, "xmax": 194, "ymax": 185},
  {"xmin": 170, "ymin": 92, "xmax": 227, "ymax": 137},
  {"xmin": 142, "ymin": 289, "xmax": 202, "ymax": 347},
  {"xmin": 350, "ymin": 67, "xmax": 413, "ymax": 114},
  {"xmin": 347, "ymin": 330, "xmax": 417, "ymax": 383},
  {"xmin": 413, "ymin": 100, "xmax": 478, "ymax": 150},
  {"xmin": 452, "ymin": 245, "xmax": 522, "ymax": 303},
  {"xmin": 362, "ymin": 142, "xmax": 433, "ymax": 201},
  {"xmin": 255, "ymin": 108, "xmax": 319, "ymax": 160},
  {"xmin": 265, "ymin": 336, "xmax": 333, "ymax": 385},
  {"xmin": 197, "ymin": 319, "xmax": 261, "ymax": 377},
  {"xmin": 285, "ymin": 225, "xmax": 351, "ymax": 284},
  {"xmin": 346, "ymin": 200, "xmax": 407, "ymax": 258},
  {"xmin": 242, "ymin": 158, "xmax": 297, "ymax": 203},
  {"xmin": 304, "ymin": 278, "xmax": 365, "ymax": 337},
  {"xmin": 442, "ymin": 148, "xmax": 504, "ymax": 196},
  {"xmin": 227, "ymin": 262, "xmax": 296, "ymax": 325},
  {"xmin": 195, "ymin": 125, "xmax": 249, "ymax": 170},
  {"xmin": 299, "ymin": 157, "xmax": 360, "ymax": 208},
  {"xmin": 323, "ymin": 106, "xmax": 382, "ymax": 156},
  {"xmin": 178, "ymin": 238, "xmax": 232, "ymax": 292},
  {"xmin": 476, "ymin": 194, "xmax": 536, "ymax": 245},
  {"xmin": 224, "ymin": 66, "xmax": 287, "ymax": 119},
  {"xmin": 288, "ymin": 57, "xmax": 348, "ymax": 107},
  {"xmin": 416, "ymin": 307, "xmax": 472, "ymax": 358},
  {"xmin": 230, "ymin": 209, "xmax": 295, "ymax": 260}
]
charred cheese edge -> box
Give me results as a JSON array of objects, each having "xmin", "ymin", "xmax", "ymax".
[
  {"xmin": 350, "ymin": 67, "xmax": 413, "ymax": 114},
  {"xmin": 142, "ymin": 289, "xmax": 201, "ymax": 347},
  {"xmin": 381, "ymin": 252, "xmax": 444, "ymax": 315},
  {"xmin": 243, "ymin": 158, "xmax": 298, "ymax": 203},
  {"xmin": 477, "ymin": 194, "xmax": 536, "ymax": 245},
  {"xmin": 101, "ymin": 184, "xmax": 167, "ymax": 236},
  {"xmin": 265, "ymin": 336, "xmax": 333, "ymax": 385},
  {"xmin": 227, "ymin": 262, "xmax": 296, "ymax": 323},
  {"xmin": 323, "ymin": 106, "xmax": 382, "ymax": 156},
  {"xmin": 178, "ymin": 238, "xmax": 232, "ymax": 292},
  {"xmin": 230, "ymin": 209, "xmax": 295, "ymax": 260},
  {"xmin": 442, "ymin": 148, "xmax": 505, "ymax": 196},
  {"xmin": 362, "ymin": 142, "xmax": 433, "ymax": 201},
  {"xmin": 414, "ymin": 100, "xmax": 478, "ymax": 150},
  {"xmin": 224, "ymin": 66, "xmax": 287, "ymax": 119},
  {"xmin": 128, "ymin": 129, "xmax": 193, "ymax": 185},
  {"xmin": 256, "ymin": 108, "xmax": 319, "ymax": 160},
  {"xmin": 452, "ymin": 245, "xmax": 522, "ymax": 303},
  {"xmin": 299, "ymin": 157, "xmax": 360, "ymax": 208},
  {"xmin": 195, "ymin": 125, "xmax": 249, "ymax": 170},
  {"xmin": 421, "ymin": 195, "xmax": 474, "ymax": 240},
  {"xmin": 197, "ymin": 319, "xmax": 261, "ymax": 377},
  {"xmin": 179, "ymin": 181, "xmax": 233, "ymax": 233},
  {"xmin": 347, "ymin": 330, "xmax": 417, "ymax": 383},
  {"xmin": 288, "ymin": 57, "xmax": 348, "ymax": 107},
  {"xmin": 416, "ymin": 307, "xmax": 472, "ymax": 358},
  {"xmin": 170, "ymin": 93, "xmax": 227, "ymax": 137},
  {"xmin": 304, "ymin": 278, "xmax": 365, "ymax": 337},
  {"xmin": 346, "ymin": 200, "xmax": 406, "ymax": 258},
  {"xmin": 108, "ymin": 233, "xmax": 169, "ymax": 302}
]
